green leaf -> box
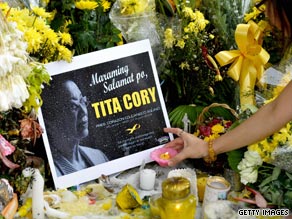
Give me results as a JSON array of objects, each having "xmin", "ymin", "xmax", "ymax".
[
  {"xmin": 285, "ymin": 171, "xmax": 292, "ymax": 180},
  {"xmin": 259, "ymin": 175, "xmax": 273, "ymax": 188},
  {"xmin": 169, "ymin": 105, "xmax": 204, "ymax": 128},
  {"xmin": 271, "ymin": 166, "xmax": 281, "ymax": 181},
  {"xmin": 284, "ymin": 191, "xmax": 292, "ymax": 209},
  {"xmin": 226, "ymin": 148, "xmax": 245, "ymax": 171}
]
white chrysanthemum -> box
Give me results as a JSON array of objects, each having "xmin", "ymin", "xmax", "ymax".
[
  {"xmin": 238, "ymin": 150, "xmax": 262, "ymax": 184},
  {"xmin": 0, "ymin": 17, "xmax": 31, "ymax": 112},
  {"xmin": 0, "ymin": 88, "xmax": 10, "ymax": 112},
  {"xmin": 9, "ymin": 74, "xmax": 30, "ymax": 108},
  {"xmin": 0, "ymin": 54, "xmax": 22, "ymax": 77}
]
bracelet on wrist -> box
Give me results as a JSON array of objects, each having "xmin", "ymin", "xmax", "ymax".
[{"xmin": 203, "ymin": 140, "xmax": 217, "ymax": 164}]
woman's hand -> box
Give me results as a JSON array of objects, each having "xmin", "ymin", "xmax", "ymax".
[{"xmin": 163, "ymin": 127, "xmax": 209, "ymax": 166}]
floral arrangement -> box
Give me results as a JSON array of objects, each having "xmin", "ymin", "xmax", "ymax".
[
  {"xmin": 0, "ymin": 3, "xmax": 52, "ymax": 197},
  {"xmin": 157, "ymin": 0, "xmax": 250, "ymax": 131},
  {"xmin": 193, "ymin": 104, "xmax": 238, "ymax": 173},
  {"xmin": 0, "ymin": 2, "xmax": 73, "ymax": 63},
  {"xmin": 195, "ymin": 117, "xmax": 233, "ymax": 142},
  {"xmin": 47, "ymin": 0, "xmax": 123, "ymax": 56},
  {"xmin": 158, "ymin": 3, "xmax": 233, "ymax": 107},
  {"xmin": 0, "ymin": 0, "xmax": 123, "ymax": 197},
  {"xmin": 236, "ymin": 64, "xmax": 292, "ymax": 208},
  {"xmin": 109, "ymin": 0, "xmax": 161, "ymax": 59}
]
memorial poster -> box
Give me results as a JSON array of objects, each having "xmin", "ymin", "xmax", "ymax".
[{"xmin": 38, "ymin": 40, "xmax": 173, "ymax": 189}]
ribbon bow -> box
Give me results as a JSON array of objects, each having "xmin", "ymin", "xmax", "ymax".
[{"xmin": 215, "ymin": 21, "xmax": 270, "ymax": 110}]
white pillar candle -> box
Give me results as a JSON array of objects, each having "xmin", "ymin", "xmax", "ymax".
[
  {"xmin": 22, "ymin": 168, "xmax": 44, "ymax": 219},
  {"xmin": 140, "ymin": 169, "xmax": 156, "ymax": 191}
]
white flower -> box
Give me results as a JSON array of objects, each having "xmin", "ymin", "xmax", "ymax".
[
  {"xmin": 0, "ymin": 74, "xmax": 29, "ymax": 112},
  {"xmin": 244, "ymin": 150, "xmax": 263, "ymax": 166},
  {"xmin": 0, "ymin": 89, "xmax": 10, "ymax": 112},
  {"xmin": 238, "ymin": 166, "xmax": 258, "ymax": 185},
  {"xmin": 9, "ymin": 75, "xmax": 29, "ymax": 108},
  {"xmin": 0, "ymin": 54, "xmax": 22, "ymax": 77},
  {"xmin": 238, "ymin": 150, "xmax": 263, "ymax": 184}
]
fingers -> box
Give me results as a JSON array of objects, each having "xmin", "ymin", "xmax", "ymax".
[
  {"xmin": 164, "ymin": 127, "xmax": 185, "ymax": 137},
  {"xmin": 168, "ymin": 151, "xmax": 188, "ymax": 167}
]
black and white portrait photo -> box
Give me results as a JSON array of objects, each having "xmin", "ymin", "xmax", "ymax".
[{"xmin": 39, "ymin": 40, "xmax": 172, "ymax": 189}]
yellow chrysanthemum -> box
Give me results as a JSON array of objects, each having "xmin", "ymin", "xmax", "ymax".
[
  {"xmin": 75, "ymin": 0, "xmax": 98, "ymax": 10},
  {"xmin": 63, "ymin": 20, "xmax": 72, "ymax": 32},
  {"xmin": 58, "ymin": 32, "xmax": 73, "ymax": 46},
  {"xmin": 116, "ymin": 33, "xmax": 124, "ymax": 46},
  {"xmin": 244, "ymin": 6, "xmax": 263, "ymax": 22},
  {"xmin": 32, "ymin": 7, "xmax": 53, "ymax": 19},
  {"xmin": 120, "ymin": 0, "xmax": 148, "ymax": 15},
  {"xmin": 100, "ymin": 0, "xmax": 111, "ymax": 12},
  {"xmin": 24, "ymin": 28, "xmax": 43, "ymax": 53},
  {"xmin": 57, "ymin": 45, "xmax": 73, "ymax": 63}
]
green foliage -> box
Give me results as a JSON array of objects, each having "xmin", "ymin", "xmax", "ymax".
[
  {"xmin": 23, "ymin": 63, "xmax": 51, "ymax": 113},
  {"xmin": 255, "ymin": 165, "xmax": 292, "ymax": 209},
  {"xmin": 47, "ymin": 0, "xmax": 122, "ymax": 55},
  {"xmin": 200, "ymin": 0, "xmax": 252, "ymax": 50},
  {"xmin": 169, "ymin": 105, "xmax": 204, "ymax": 128}
]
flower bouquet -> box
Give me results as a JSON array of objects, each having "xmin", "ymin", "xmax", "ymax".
[
  {"xmin": 109, "ymin": 0, "xmax": 162, "ymax": 59},
  {"xmin": 0, "ymin": 5, "xmax": 51, "ymax": 199}
]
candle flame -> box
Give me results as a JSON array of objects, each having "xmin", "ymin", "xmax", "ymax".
[{"xmin": 160, "ymin": 152, "xmax": 170, "ymax": 160}]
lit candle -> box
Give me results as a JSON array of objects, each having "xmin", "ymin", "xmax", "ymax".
[
  {"xmin": 150, "ymin": 148, "xmax": 178, "ymax": 167},
  {"xmin": 160, "ymin": 152, "xmax": 170, "ymax": 160},
  {"xmin": 140, "ymin": 169, "xmax": 156, "ymax": 191}
]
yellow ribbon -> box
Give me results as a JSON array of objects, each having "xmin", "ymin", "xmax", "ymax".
[{"xmin": 215, "ymin": 21, "xmax": 270, "ymax": 110}]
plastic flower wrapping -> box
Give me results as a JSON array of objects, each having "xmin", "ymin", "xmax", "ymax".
[{"xmin": 109, "ymin": 0, "xmax": 162, "ymax": 59}]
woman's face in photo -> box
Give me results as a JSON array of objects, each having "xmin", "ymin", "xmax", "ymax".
[{"xmin": 61, "ymin": 80, "xmax": 89, "ymax": 140}]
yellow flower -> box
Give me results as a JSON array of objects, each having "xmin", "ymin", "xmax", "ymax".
[
  {"xmin": 24, "ymin": 28, "xmax": 42, "ymax": 53},
  {"xmin": 244, "ymin": 6, "xmax": 263, "ymax": 22},
  {"xmin": 58, "ymin": 32, "xmax": 73, "ymax": 46},
  {"xmin": 211, "ymin": 123, "xmax": 225, "ymax": 134},
  {"xmin": 32, "ymin": 6, "xmax": 53, "ymax": 19},
  {"xmin": 100, "ymin": 0, "xmax": 111, "ymax": 12},
  {"xmin": 179, "ymin": 61, "xmax": 190, "ymax": 70},
  {"xmin": 120, "ymin": 0, "xmax": 148, "ymax": 15},
  {"xmin": 164, "ymin": 28, "xmax": 176, "ymax": 49},
  {"xmin": 182, "ymin": 7, "xmax": 194, "ymax": 18},
  {"xmin": 215, "ymin": 74, "xmax": 223, "ymax": 82},
  {"xmin": 75, "ymin": 0, "xmax": 98, "ymax": 10},
  {"xmin": 176, "ymin": 39, "xmax": 185, "ymax": 49},
  {"xmin": 57, "ymin": 45, "xmax": 73, "ymax": 62},
  {"xmin": 116, "ymin": 33, "xmax": 124, "ymax": 46}
]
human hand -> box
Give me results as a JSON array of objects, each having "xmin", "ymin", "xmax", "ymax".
[{"xmin": 163, "ymin": 127, "xmax": 209, "ymax": 166}]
